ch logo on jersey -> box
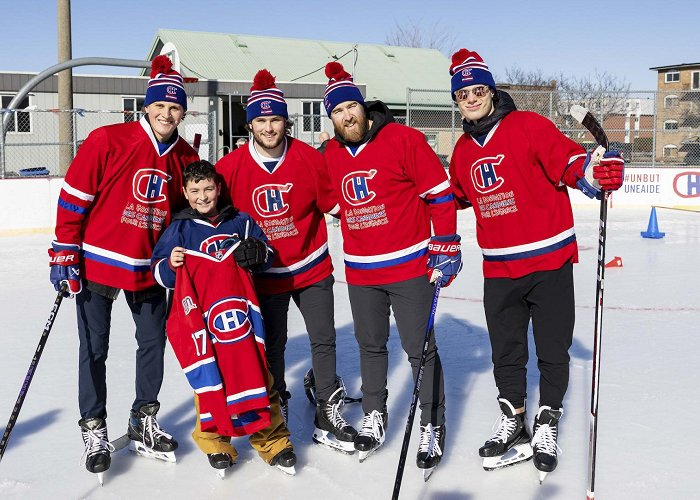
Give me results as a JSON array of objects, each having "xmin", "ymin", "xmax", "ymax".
[
  {"xmin": 132, "ymin": 168, "xmax": 171, "ymax": 204},
  {"xmin": 471, "ymin": 155, "xmax": 505, "ymax": 194},
  {"xmin": 461, "ymin": 68, "xmax": 474, "ymax": 82},
  {"xmin": 342, "ymin": 169, "xmax": 377, "ymax": 206},
  {"xmin": 200, "ymin": 233, "xmax": 239, "ymax": 258},
  {"xmin": 206, "ymin": 297, "xmax": 252, "ymax": 344},
  {"xmin": 252, "ymin": 183, "xmax": 293, "ymax": 217},
  {"xmin": 182, "ymin": 296, "xmax": 197, "ymax": 315}
]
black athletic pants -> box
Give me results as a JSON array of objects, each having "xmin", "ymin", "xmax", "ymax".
[
  {"xmin": 76, "ymin": 286, "xmax": 167, "ymax": 419},
  {"xmin": 348, "ymin": 275, "xmax": 445, "ymax": 426},
  {"xmin": 259, "ymin": 275, "xmax": 337, "ymax": 402},
  {"xmin": 483, "ymin": 262, "xmax": 575, "ymax": 410}
]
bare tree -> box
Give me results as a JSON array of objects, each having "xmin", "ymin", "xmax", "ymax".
[{"xmin": 385, "ymin": 19, "xmax": 457, "ymax": 56}]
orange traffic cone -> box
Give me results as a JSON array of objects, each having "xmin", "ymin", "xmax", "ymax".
[{"xmin": 604, "ymin": 256, "xmax": 623, "ymax": 268}]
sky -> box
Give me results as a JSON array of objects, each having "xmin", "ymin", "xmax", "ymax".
[
  {"xmin": 1, "ymin": 206, "xmax": 699, "ymax": 499},
  {"xmin": 0, "ymin": 0, "xmax": 698, "ymax": 90}
]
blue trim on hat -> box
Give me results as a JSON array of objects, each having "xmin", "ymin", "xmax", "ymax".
[
  {"xmin": 144, "ymin": 85, "xmax": 188, "ymax": 110},
  {"xmin": 246, "ymin": 99, "xmax": 288, "ymax": 122},
  {"xmin": 324, "ymin": 85, "xmax": 365, "ymax": 115},
  {"xmin": 451, "ymin": 68, "xmax": 496, "ymax": 100}
]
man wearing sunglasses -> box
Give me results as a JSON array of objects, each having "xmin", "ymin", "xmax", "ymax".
[{"xmin": 447, "ymin": 49, "xmax": 624, "ymax": 479}]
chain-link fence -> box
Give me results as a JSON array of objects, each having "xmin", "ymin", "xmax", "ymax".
[
  {"xmin": 0, "ymin": 108, "xmax": 216, "ymax": 178},
  {"xmin": 406, "ymin": 89, "xmax": 700, "ymax": 167}
]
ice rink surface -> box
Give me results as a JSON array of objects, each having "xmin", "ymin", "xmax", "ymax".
[{"xmin": 0, "ymin": 205, "xmax": 698, "ymax": 499}]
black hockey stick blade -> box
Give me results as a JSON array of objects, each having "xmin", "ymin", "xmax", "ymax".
[{"xmin": 569, "ymin": 105, "xmax": 609, "ymax": 150}]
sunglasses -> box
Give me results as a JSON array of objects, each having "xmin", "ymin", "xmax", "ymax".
[{"xmin": 454, "ymin": 86, "xmax": 490, "ymax": 101}]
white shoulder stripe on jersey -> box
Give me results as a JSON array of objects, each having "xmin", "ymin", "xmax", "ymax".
[
  {"xmin": 62, "ymin": 181, "xmax": 95, "ymax": 202},
  {"xmin": 481, "ymin": 227, "xmax": 576, "ymax": 256},
  {"xmin": 183, "ymin": 246, "xmax": 237, "ymax": 262},
  {"xmin": 194, "ymin": 384, "xmax": 224, "ymax": 395},
  {"xmin": 420, "ymin": 179, "xmax": 451, "ymax": 198},
  {"xmin": 345, "ymin": 239, "xmax": 429, "ymax": 264},
  {"xmin": 266, "ymin": 242, "xmax": 329, "ymax": 274},
  {"xmin": 225, "ymin": 386, "xmax": 268, "ymax": 403},
  {"xmin": 82, "ymin": 242, "xmax": 152, "ymax": 266}
]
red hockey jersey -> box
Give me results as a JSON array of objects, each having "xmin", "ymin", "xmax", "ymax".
[
  {"xmin": 167, "ymin": 247, "xmax": 271, "ymax": 437},
  {"xmin": 55, "ymin": 116, "xmax": 199, "ymax": 291},
  {"xmin": 449, "ymin": 111, "xmax": 587, "ymax": 279},
  {"xmin": 216, "ymin": 138, "xmax": 338, "ymax": 294},
  {"xmin": 323, "ymin": 121, "xmax": 456, "ymax": 286}
]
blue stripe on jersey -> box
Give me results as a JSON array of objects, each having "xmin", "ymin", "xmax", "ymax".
[
  {"xmin": 58, "ymin": 197, "xmax": 88, "ymax": 214},
  {"xmin": 185, "ymin": 364, "xmax": 223, "ymax": 392},
  {"xmin": 200, "ymin": 414, "xmax": 213, "ymax": 423},
  {"xmin": 258, "ymin": 248, "xmax": 329, "ymax": 279},
  {"xmin": 483, "ymin": 234, "xmax": 577, "ymax": 262},
  {"xmin": 427, "ymin": 193, "xmax": 455, "ymax": 204},
  {"xmin": 233, "ymin": 410, "xmax": 263, "ymax": 427},
  {"xmin": 83, "ymin": 250, "xmax": 151, "ymax": 272},
  {"xmin": 227, "ymin": 389, "xmax": 268, "ymax": 406},
  {"xmin": 345, "ymin": 247, "xmax": 428, "ymax": 270}
]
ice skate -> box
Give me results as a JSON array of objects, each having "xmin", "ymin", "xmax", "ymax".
[
  {"xmin": 416, "ymin": 423, "xmax": 445, "ymax": 481},
  {"xmin": 270, "ymin": 447, "xmax": 297, "ymax": 475},
  {"xmin": 480, "ymin": 398, "xmax": 533, "ymax": 471},
  {"xmin": 313, "ymin": 387, "xmax": 358, "ymax": 454},
  {"xmin": 127, "ymin": 402, "xmax": 178, "ymax": 463},
  {"xmin": 79, "ymin": 417, "xmax": 115, "ymax": 486},
  {"xmin": 208, "ymin": 452, "xmax": 234, "ymax": 479},
  {"xmin": 354, "ymin": 408, "xmax": 387, "ymax": 463},
  {"xmin": 531, "ymin": 406, "xmax": 563, "ymax": 483}
]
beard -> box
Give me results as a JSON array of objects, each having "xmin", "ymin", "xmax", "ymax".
[
  {"xmin": 334, "ymin": 114, "xmax": 369, "ymax": 143},
  {"xmin": 252, "ymin": 130, "xmax": 285, "ymax": 151}
]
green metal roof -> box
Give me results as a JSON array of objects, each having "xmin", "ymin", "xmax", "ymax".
[{"xmin": 147, "ymin": 29, "xmax": 451, "ymax": 106}]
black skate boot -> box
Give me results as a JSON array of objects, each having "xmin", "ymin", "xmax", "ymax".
[
  {"xmin": 531, "ymin": 405, "xmax": 563, "ymax": 483},
  {"xmin": 208, "ymin": 452, "xmax": 234, "ymax": 479},
  {"xmin": 127, "ymin": 402, "xmax": 178, "ymax": 462},
  {"xmin": 354, "ymin": 407, "xmax": 387, "ymax": 463},
  {"xmin": 79, "ymin": 416, "xmax": 114, "ymax": 485},
  {"xmin": 270, "ymin": 447, "xmax": 297, "ymax": 475},
  {"xmin": 313, "ymin": 387, "xmax": 358, "ymax": 454},
  {"xmin": 416, "ymin": 423, "xmax": 446, "ymax": 481},
  {"xmin": 280, "ymin": 399, "xmax": 289, "ymax": 425},
  {"xmin": 479, "ymin": 398, "xmax": 533, "ymax": 470}
]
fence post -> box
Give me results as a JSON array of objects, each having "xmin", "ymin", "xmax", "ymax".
[
  {"xmin": 651, "ymin": 91, "xmax": 657, "ymax": 168},
  {"xmin": 406, "ymin": 88, "xmax": 411, "ymax": 129},
  {"xmin": 72, "ymin": 110, "xmax": 78, "ymax": 158},
  {"xmin": 0, "ymin": 112, "xmax": 5, "ymax": 179}
]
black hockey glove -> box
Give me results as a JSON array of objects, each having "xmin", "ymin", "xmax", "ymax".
[{"xmin": 233, "ymin": 238, "xmax": 268, "ymax": 269}]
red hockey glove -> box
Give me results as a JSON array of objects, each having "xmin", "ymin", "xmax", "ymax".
[{"xmin": 593, "ymin": 151, "xmax": 624, "ymax": 191}]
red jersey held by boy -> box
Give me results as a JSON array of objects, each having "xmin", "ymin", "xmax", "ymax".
[
  {"xmin": 55, "ymin": 116, "xmax": 199, "ymax": 291},
  {"xmin": 216, "ymin": 138, "xmax": 338, "ymax": 295},
  {"xmin": 449, "ymin": 111, "xmax": 587, "ymax": 279},
  {"xmin": 167, "ymin": 247, "xmax": 272, "ymax": 437}
]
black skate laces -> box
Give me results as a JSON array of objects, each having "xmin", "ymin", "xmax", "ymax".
[
  {"xmin": 418, "ymin": 423, "xmax": 443, "ymax": 457},
  {"xmin": 141, "ymin": 414, "xmax": 173, "ymax": 449},
  {"xmin": 358, "ymin": 410, "xmax": 385, "ymax": 444},
  {"xmin": 80, "ymin": 426, "xmax": 115, "ymax": 466}
]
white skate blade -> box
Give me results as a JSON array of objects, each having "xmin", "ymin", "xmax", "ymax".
[
  {"xmin": 275, "ymin": 463, "xmax": 296, "ymax": 476},
  {"xmin": 96, "ymin": 472, "xmax": 104, "ymax": 486},
  {"xmin": 312, "ymin": 428, "xmax": 356, "ymax": 454},
  {"xmin": 358, "ymin": 445, "xmax": 381, "ymax": 463},
  {"xmin": 128, "ymin": 440, "xmax": 177, "ymax": 463},
  {"xmin": 422, "ymin": 466, "xmax": 436, "ymax": 482},
  {"xmin": 217, "ymin": 469, "xmax": 226, "ymax": 479},
  {"xmin": 482, "ymin": 443, "xmax": 533, "ymax": 471},
  {"xmin": 538, "ymin": 470, "xmax": 549, "ymax": 484}
]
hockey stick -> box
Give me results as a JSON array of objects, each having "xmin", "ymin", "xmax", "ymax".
[
  {"xmin": 391, "ymin": 279, "xmax": 442, "ymax": 500},
  {"xmin": 0, "ymin": 285, "xmax": 67, "ymax": 463},
  {"xmin": 570, "ymin": 105, "xmax": 609, "ymax": 500}
]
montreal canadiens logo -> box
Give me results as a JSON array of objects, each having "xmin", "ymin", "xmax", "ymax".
[
  {"xmin": 342, "ymin": 169, "xmax": 377, "ymax": 206},
  {"xmin": 261, "ymin": 101, "xmax": 272, "ymax": 114},
  {"xmin": 200, "ymin": 233, "xmax": 239, "ymax": 257},
  {"xmin": 471, "ymin": 155, "xmax": 505, "ymax": 194},
  {"xmin": 252, "ymin": 183, "xmax": 293, "ymax": 217},
  {"xmin": 673, "ymin": 171, "xmax": 700, "ymax": 198},
  {"xmin": 166, "ymin": 86, "xmax": 178, "ymax": 95},
  {"xmin": 461, "ymin": 68, "xmax": 473, "ymax": 82},
  {"xmin": 206, "ymin": 297, "xmax": 252, "ymax": 344},
  {"xmin": 132, "ymin": 168, "xmax": 171, "ymax": 204}
]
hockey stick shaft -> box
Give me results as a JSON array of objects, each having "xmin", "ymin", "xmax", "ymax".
[
  {"xmin": 570, "ymin": 105, "xmax": 610, "ymax": 500},
  {"xmin": 391, "ymin": 280, "xmax": 441, "ymax": 500},
  {"xmin": 0, "ymin": 285, "xmax": 67, "ymax": 463}
]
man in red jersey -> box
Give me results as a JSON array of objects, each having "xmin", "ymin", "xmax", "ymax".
[
  {"xmin": 447, "ymin": 48, "xmax": 624, "ymax": 477},
  {"xmin": 49, "ymin": 55, "xmax": 199, "ymax": 477},
  {"xmin": 321, "ymin": 62, "xmax": 461, "ymax": 473},
  {"xmin": 216, "ymin": 69, "xmax": 357, "ymax": 455}
]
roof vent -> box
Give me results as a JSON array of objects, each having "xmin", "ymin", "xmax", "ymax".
[{"xmin": 234, "ymin": 39, "xmax": 248, "ymax": 48}]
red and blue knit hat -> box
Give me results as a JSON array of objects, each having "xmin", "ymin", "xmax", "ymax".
[
  {"xmin": 246, "ymin": 69, "xmax": 288, "ymax": 122},
  {"xmin": 144, "ymin": 55, "xmax": 187, "ymax": 110},
  {"xmin": 323, "ymin": 62, "xmax": 365, "ymax": 115},
  {"xmin": 449, "ymin": 49, "xmax": 496, "ymax": 101}
]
